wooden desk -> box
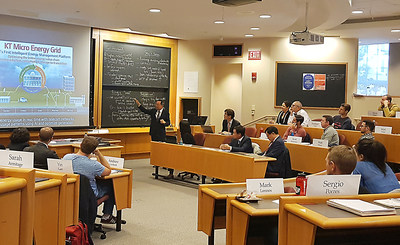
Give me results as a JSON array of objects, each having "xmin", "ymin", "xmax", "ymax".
[
  {"xmin": 361, "ymin": 116, "xmax": 400, "ymax": 134},
  {"xmin": 279, "ymin": 193, "xmax": 400, "ymax": 245},
  {"xmin": 203, "ymin": 133, "xmax": 233, "ymax": 148},
  {"xmin": 34, "ymin": 171, "xmax": 67, "ymax": 245},
  {"xmin": 36, "ymin": 170, "xmax": 80, "ymax": 227},
  {"xmin": 72, "ymin": 144, "xmax": 124, "ymax": 158},
  {"xmin": 102, "ymin": 168, "xmax": 133, "ymax": 231},
  {"xmin": 198, "ymin": 180, "xmax": 296, "ymax": 245},
  {"xmin": 256, "ymin": 123, "xmax": 400, "ymax": 165},
  {"xmin": 0, "ymin": 167, "xmax": 35, "ymax": 245},
  {"xmin": 227, "ymin": 195, "xmax": 295, "ymax": 245},
  {"xmin": 151, "ymin": 142, "xmax": 275, "ymax": 183}
]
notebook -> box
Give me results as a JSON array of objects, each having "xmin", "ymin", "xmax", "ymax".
[
  {"xmin": 327, "ymin": 199, "xmax": 396, "ymax": 216},
  {"xmin": 374, "ymin": 198, "xmax": 400, "ymax": 208}
]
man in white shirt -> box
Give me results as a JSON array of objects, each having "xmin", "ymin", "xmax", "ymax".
[{"xmin": 287, "ymin": 101, "xmax": 311, "ymax": 127}]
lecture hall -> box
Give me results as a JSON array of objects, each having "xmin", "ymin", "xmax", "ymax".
[{"xmin": 1, "ymin": 0, "xmax": 400, "ymax": 244}]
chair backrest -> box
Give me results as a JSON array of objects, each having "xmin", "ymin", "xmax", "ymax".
[
  {"xmin": 245, "ymin": 127, "xmax": 257, "ymax": 138},
  {"xmin": 193, "ymin": 133, "xmax": 206, "ymax": 146},
  {"xmin": 79, "ymin": 175, "xmax": 97, "ymax": 233},
  {"xmin": 338, "ymin": 134, "xmax": 347, "ymax": 145},
  {"xmin": 165, "ymin": 135, "xmax": 177, "ymax": 144},
  {"xmin": 312, "ymin": 118, "xmax": 322, "ymax": 121}
]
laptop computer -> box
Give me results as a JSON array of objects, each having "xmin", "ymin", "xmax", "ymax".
[{"xmin": 201, "ymin": 125, "xmax": 214, "ymax": 133}]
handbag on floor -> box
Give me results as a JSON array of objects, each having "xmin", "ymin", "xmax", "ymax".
[{"xmin": 66, "ymin": 220, "xmax": 93, "ymax": 245}]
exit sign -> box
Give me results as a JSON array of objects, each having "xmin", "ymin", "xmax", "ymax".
[{"xmin": 248, "ymin": 50, "xmax": 261, "ymax": 60}]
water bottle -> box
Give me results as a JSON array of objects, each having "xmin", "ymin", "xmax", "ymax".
[
  {"xmin": 179, "ymin": 138, "xmax": 183, "ymax": 145},
  {"xmin": 295, "ymin": 172, "xmax": 307, "ymax": 196},
  {"xmin": 290, "ymin": 131, "xmax": 294, "ymax": 136}
]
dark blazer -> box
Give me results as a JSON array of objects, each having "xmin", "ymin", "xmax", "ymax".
[
  {"xmin": 276, "ymin": 110, "xmax": 290, "ymax": 125},
  {"xmin": 222, "ymin": 119, "xmax": 241, "ymax": 134},
  {"xmin": 229, "ymin": 135, "xmax": 253, "ymax": 153},
  {"xmin": 24, "ymin": 142, "xmax": 59, "ymax": 169},
  {"xmin": 139, "ymin": 105, "xmax": 170, "ymax": 142},
  {"xmin": 181, "ymin": 133, "xmax": 196, "ymax": 145},
  {"xmin": 8, "ymin": 142, "xmax": 30, "ymax": 151},
  {"xmin": 261, "ymin": 136, "xmax": 292, "ymax": 177}
]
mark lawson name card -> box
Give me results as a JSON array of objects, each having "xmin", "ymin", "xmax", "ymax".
[{"xmin": 246, "ymin": 178, "xmax": 284, "ymax": 194}]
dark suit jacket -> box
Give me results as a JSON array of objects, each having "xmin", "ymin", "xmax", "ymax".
[
  {"xmin": 261, "ymin": 136, "xmax": 292, "ymax": 177},
  {"xmin": 23, "ymin": 142, "xmax": 59, "ymax": 169},
  {"xmin": 222, "ymin": 119, "xmax": 241, "ymax": 134},
  {"xmin": 139, "ymin": 105, "xmax": 170, "ymax": 142},
  {"xmin": 229, "ymin": 135, "xmax": 253, "ymax": 153}
]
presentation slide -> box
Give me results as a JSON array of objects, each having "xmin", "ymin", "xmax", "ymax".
[{"xmin": 0, "ymin": 40, "xmax": 89, "ymax": 128}]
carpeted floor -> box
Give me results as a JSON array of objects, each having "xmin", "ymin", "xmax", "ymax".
[{"xmin": 92, "ymin": 158, "xmax": 226, "ymax": 244}]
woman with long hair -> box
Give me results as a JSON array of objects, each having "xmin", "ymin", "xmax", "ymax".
[{"xmin": 353, "ymin": 139, "xmax": 400, "ymax": 193}]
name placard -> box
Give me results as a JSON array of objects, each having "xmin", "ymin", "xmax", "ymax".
[
  {"xmin": 313, "ymin": 139, "xmax": 328, "ymax": 148},
  {"xmin": 306, "ymin": 175, "xmax": 361, "ymax": 196},
  {"xmin": 368, "ymin": 111, "xmax": 383, "ymax": 117},
  {"xmin": 287, "ymin": 136, "xmax": 302, "ymax": 144},
  {"xmin": 396, "ymin": 112, "xmax": 400, "ymax": 118},
  {"xmin": 104, "ymin": 156, "xmax": 124, "ymax": 169},
  {"xmin": 0, "ymin": 150, "xmax": 34, "ymax": 169},
  {"xmin": 47, "ymin": 159, "xmax": 74, "ymax": 174},
  {"xmin": 246, "ymin": 178, "xmax": 284, "ymax": 194},
  {"xmin": 89, "ymin": 129, "xmax": 110, "ymax": 134},
  {"xmin": 309, "ymin": 121, "xmax": 322, "ymax": 128},
  {"xmin": 375, "ymin": 126, "xmax": 392, "ymax": 134}
]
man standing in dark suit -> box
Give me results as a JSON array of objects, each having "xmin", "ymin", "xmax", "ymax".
[
  {"xmin": 24, "ymin": 127, "xmax": 59, "ymax": 169},
  {"xmin": 261, "ymin": 126, "xmax": 291, "ymax": 177},
  {"xmin": 220, "ymin": 125, "xmax": 253, "ymax": 153},
  {"xmin": 135, "ymin": 98, "xmax": 173, "ymax": 178},
  {"xmin": 134, "ymin": 99, "xmax": 170, "ymax": 142},
  {"xmin": 222, "ymin": 109, "xmax": 241, "ymax": 134}
]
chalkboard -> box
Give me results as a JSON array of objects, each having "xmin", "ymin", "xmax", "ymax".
[
  {"xmin": 103, "ymin": 41, "xmax": 171, "ymax": 88},
  {"xmin": 101, "ymin": 40, "xmax": 171, "ymax": 127},
  {"xmin": 101, "ymin": 88, "xmax": 168, "ymax": 127},
  {"xmin": 275, "ymin": 63, "xmax": 347, "ymax": 108}
]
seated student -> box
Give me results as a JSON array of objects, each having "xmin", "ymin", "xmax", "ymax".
[
  {"xmin": 321, "ymin": 115, "xmax": 339, "ymax": 147},
  {"xmin": 276, "ymin": 100, "xmax": 291, "ymax": 125},
  {"xmin": 24, "ymin": 127, "xmax": 59, "ymax": 169},
  {"xmin": 378, "ymin": 94, "xmax": 399, "ymax": 117},
  {"xmin": 359, "ymin": 119, "xmax": 375, "ymax": 141},
  {"xmin": 283, "ymin": 115, "xmax": 307, "ymax": 141},
  {"xmin": 287, "ymin": 101, "xmax": 311, "ymax": 127},
  {"xmin": 333, "ymin": 103, "xmax": 354, "ymax": 130},
  {"xmin": 325, "ymin": 145, "xmax": 357, "ymax": 175},
  {"xmin": 8, "ymin": 127, "xmax": 30, "ymax": 151},
  {"xmin": 222, "ymin": 109, "xmax": 241, "ymax": 134},
  {"xmin": 220, "ymin": 125, "xmax": 252, "ymax": 153},
  {"xmin": 261, "ymin": 126, "xmax": 292, "ymax": 178},
  {"xmin": 63, "ymin": 136, "xmax": 117, "ymax": 224},
  {"xmin": 353, "ymin": 139, "xmax": 400, "ymax": 194}
]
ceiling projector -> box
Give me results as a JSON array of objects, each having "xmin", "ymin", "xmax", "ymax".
[
  {"xmin": 290, "ymin": 31, "xmax": 324, "ymax": 45},
  {"xmin": 212, "ymin": 0, "xmax": 262, "ymax": 7}
]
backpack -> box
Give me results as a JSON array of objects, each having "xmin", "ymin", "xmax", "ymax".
[{"xmin": 66, "ymin": 221, "xmax": 92, "ymax": 245}]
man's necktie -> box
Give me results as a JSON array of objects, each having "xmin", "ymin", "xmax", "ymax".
[{"xmin": 156, "ymin": 111, "xmax": 160, "ymax": 119}]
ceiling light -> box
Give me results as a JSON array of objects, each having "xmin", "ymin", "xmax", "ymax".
[
  {"xmin": 391, "ymin": 29, "xmax": 400, "ymax": 32},
  {"xmin": 214, "ymin": 20, "xmax": 224, "ymax": 24},
  {"xmin": 259, "ymin": 14, "xmax": 271, "ymax": 19},
  {"xmin": 245, "ymin": 34, "xmax": 254, "ymax": 37},
  {"xmin": 352, "ymin": 10, "xmax": 363, "ymax": 14},
  {"xmin": 250, "ymin": 27, "xmax": 260, "ymax": 31},
  {"xmin": 149, "ymin": 8, "xmax": 161, "ymax": 13}
]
